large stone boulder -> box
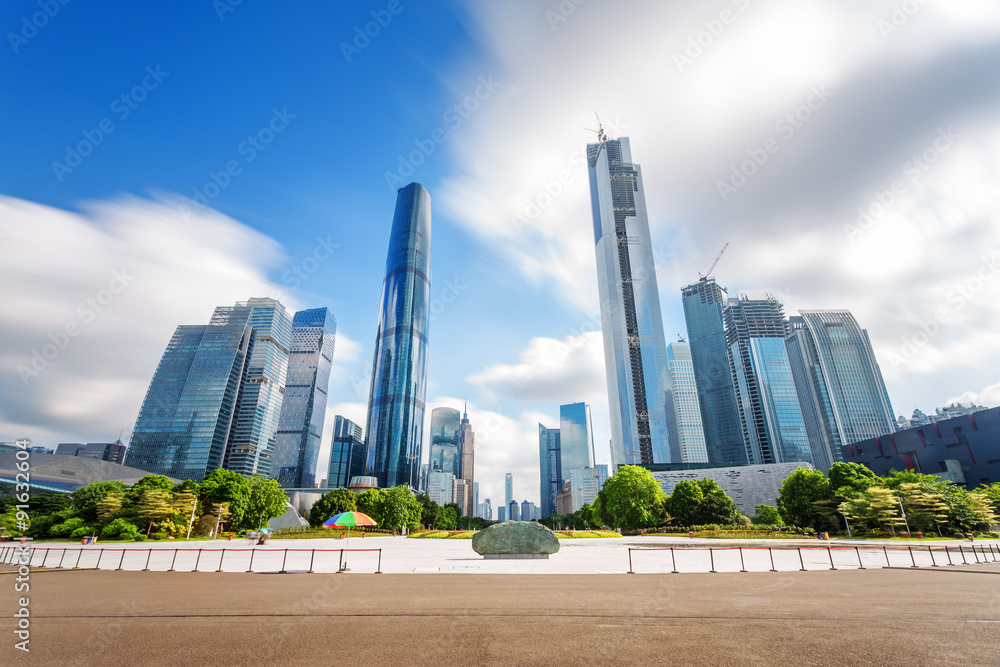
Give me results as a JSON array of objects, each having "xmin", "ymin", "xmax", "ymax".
[{"xmin": 472, "ymin": 521, "xmax": 560, "ymax": 557}]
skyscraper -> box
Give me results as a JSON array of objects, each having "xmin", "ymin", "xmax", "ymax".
[
  {"xmin": 509, "ymin": 500, "xmax": 520, "ymax": 522},
  {"xmin": 271, "ymin": 308, "xmax": 336, "ymax": 488},
  {"xmin": 504, "ymin": 472, "xmax": 513, "ymax": 511},
  {"xmin": 365, "ymin": 182, "xmax": 431, "ymax": 489},
  {"xmin": 459, "ymin": 406, "xmax": 475, "ymax": 516},
  {"xmin": 681, "ymin": 278, "xmax": 747, "ymax": 466},
  {"xmin": 429, "ymin": 407, "xmax": 461, "ymax": 475},
  {"xmin": 427, "ymin": 470, "xmax": 455, "ymax": 506},
  {"xmin": 538, "ymin": 424, "xmax": 561, "ymax": 519},
  {"xmin": 224, "ymin": 298, "xmax": 293, "ymax": 477},
  {"xmin": 786, "ymin": 311, "xmax": 896, "ymax": 472},
  {"xmin": 587, "ymin": 134, "xmax": 673, "ymax": 465},
  {"xmin": 327, "ymin": 416, "xmax": 365, "ymax": 489},
  {"xmin": 665, "ymin": 342, "xmax": 709, "ymax": 464},
  {"xmin": 560, "ymin": 402, "xmax": 596, "ymax": 471},
  {"xmin": 724, "ymin": 292, "xmax": 811, "ymax": 466}
]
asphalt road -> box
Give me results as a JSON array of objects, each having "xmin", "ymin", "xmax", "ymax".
[{"xmin": 2, "ymin": 564, "xmax": 999, "ymax": 666}]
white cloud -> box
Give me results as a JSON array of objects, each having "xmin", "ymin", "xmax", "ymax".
[{"xmin": 946, "ymin": 382, "xmax": 1000, "ymax": 410}]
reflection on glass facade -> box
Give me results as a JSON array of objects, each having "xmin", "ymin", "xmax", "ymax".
[
  {"xmin": 587, "ymin": 136, "xmax": 673, "ymax": 465},
  {"xmin": 560, "ymin": 402, "xmax": 596, "ymax": 472},
  {"xmin": 328, "ymin": 416, "xmax": 365, "ymax": 489},
  {"xmin": 538, "ymin": 424, "xmax": 561, "ymax": 519},
  {"xmin": 725, "ymin": 292, "xmax": 811, "ymax": 466},
  {"xmin": 681, "ymin": 278, "xmax": 747, "ymax": 466},
  {"xmin": 429, "ymin": 407, "xmax": 461, "ymax": 475},
  {"xmin": 786, "ymin": 311, "xmax": 896, "ymax": 472},
  {"xmin": 223, "ymin": 298, "xmax": 293, "ymax": 478},
  {"xmin": 365, "ymin": 182, "xmax": 431, "ymax": 489},
  {"xmin": 126, "ymin": 316, "xmax": 254, "ymax": 481},
  {"xmin": 665, "ymin": 343, "xmax": 709, "ymax": 464},
  {"xmin": 271, "ymin": 308, "xmax": 336, "ymax": 488}
]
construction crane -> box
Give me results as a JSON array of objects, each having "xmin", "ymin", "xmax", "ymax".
[
  {"xmin": 677, "ymin": 333, "xmax": 687, "ymax": 343},
  {"xmin": 698, "ymin": 242, "xmax": 730, "ymax": 281},
  {"xmin": 584, "ymin": 112, "xmax": 608, "ymax": 142}
]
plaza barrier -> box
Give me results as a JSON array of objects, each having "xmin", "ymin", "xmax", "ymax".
[
  {"xmin": 0, "ymin": 545, "xmax": 383, "ymax": 574},
  {"xmin": 626, "ymin": 543, "xmax": 1000, "ymax": 574}
]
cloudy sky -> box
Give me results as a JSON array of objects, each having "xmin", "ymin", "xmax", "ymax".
[{"xmin": 3, "ymin": 1, "xmax": 999, "ymax": 507}]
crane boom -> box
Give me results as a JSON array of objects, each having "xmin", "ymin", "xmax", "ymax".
[{"xmin": 699, "ymin": 242, "xmax": 730, "ymax": 281}]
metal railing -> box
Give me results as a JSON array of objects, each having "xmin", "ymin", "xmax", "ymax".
[
  {"xmin": 0, "ymin": 545, "xmax": 383, "ymax": 574},
  {"xmin": 626, "ymin": 543, "xmax": 1000, "ymax": 574}
]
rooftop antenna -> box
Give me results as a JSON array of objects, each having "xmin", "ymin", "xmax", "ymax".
[
  {"xmin": 584, "ymin": 112, "xmax": 608, "ymax": 142},
  {"xmin": 698, "ymin": 241, "xmax": 730, "ymax": 282}
]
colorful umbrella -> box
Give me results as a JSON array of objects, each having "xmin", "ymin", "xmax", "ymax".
[{"xmin": 323, "ymin": 511, "xmax": 377, "ymax": 528}]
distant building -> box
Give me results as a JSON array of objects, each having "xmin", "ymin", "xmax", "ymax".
[
  {"xmin": 521, "ymin": 500, "xmax": 535, "ymax": 522},
  {"xmin": 896, "ymin": 403, "xmax": 989, "ymax": 429},
  {"xmin": 327, "ymin": 416, "xmax": 365, "ymax": 489},
  {"xmin": 427, "ymin": 471, "xmax": 456, "ymax": 507},
  {"xmin": 539, "ymin": 402, "xmax": 597, "ymax": 518},
  {"xmin": 55, "ymin": 441, "xmax": 127, "ymax": 464},
  {"xmin": 455, "ymin": 478, "xmax": 470, "ymax": 516},
  {"xmin": 555, "ymin": 480, "xmax": 573, "ymax": 516},
  {"xmin": 843, "ymin": 406, "xmax": 1000, "ymax": 489},
  {"xmin": 497, "ymin": 506, "xmax": 506, "ymax": 523},
  {"xmin": 505, "ymin": 472, "xmax": 513, "ymax": 510},
  {"xmin": 646, "ymin": 461, "xmax": 813, "ymax": 516},
  {"xmin": 459, "ymin": 407, "xmax": 476, "ymax": 516},
  {"xmin": 482, "ymin": 498, "xmax": 492, "ymax": 521},
  {"xmin": 0, "ymin": 452, "xmax": 178, "ymax": 494},
  {"xmin": 538, "ymin": 424, "xmax": 561, "ymax": 519},
  {"xmin": 563, "ymin": 467, "xmax": 607, "ymax": 514},
  {"xmin": 665, "ymin": 343, "xmax": 709, "ymax": 464},
  {"xmin": 508, "ymin": 499, "xmax": 520, "ymax": 522},
  {"xmin": 429, "ymin": 408, "xmax": 461, "ymax": 475}
]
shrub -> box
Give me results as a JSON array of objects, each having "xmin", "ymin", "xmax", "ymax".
[
  {"xmin": 101, "ymin": 518, "xmax": 143, "ymax": 540},
  {"xmin": 70, "ymin": 526, "xmax": 94, "ymax": 539},
  {"xmin": 50, "ymin": 517, "xmax": 85, "ymax": 537},
  {"xmin": 150, "ymin": 532, "xmax": 166, "ymax": 540}
]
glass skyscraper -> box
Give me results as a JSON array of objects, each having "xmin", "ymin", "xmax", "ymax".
[
  {"xmin": 223, "ymin": 298, "xmax": 293, "ymax": 478},
  {"xmin": 538, "ymin": 424, "xmax": 561, "ymax": 519},
  {"xmin": 429, "ymin": 407, "xmax": 461, "ymax": 475},
  {"xmin": 271, "ymin": 308, "xmax": 336, "ymax": 488},
  {"xmin": 459, "ymin": 406, "xmax": 475, "ymax": 515},
  {"xmin": 724, "ymin": 292, "xmax": 812, "ymax": 466},
  {"xmin": 126, "ymin": 315, "xmax": 253, "ymax": 481},
  {"xmin": 681, "ymin": 278, "xmax": 747, "ymax": 466},
  {"xmin": 365, "ymin": 182, "xmax": 431, "ymax": 489},
  {"xmin": 539, "ymin": 403, "xmax": 596, "ymax": 518},
  {"xmin": 786, "ymin": 310, "xmax": 896, "ymax": 472},
  {"xmin": 665, "ymin": 342, "xmax": 709, "ymax": 464},
  {"xmin": 504, "ymin": 472, "xmax": 513, "ymax": 511},
  {"xmin": 327, "ymin": 415, "xmax": 365, "ymax": 489},
  {"xmin": 587, "ymin": 135, "xmax": 673, "ymax": 466}
]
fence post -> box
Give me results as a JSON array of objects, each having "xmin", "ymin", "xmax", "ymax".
[
  {"xmin": 709, "ymin": 548, "xmax": 716, "ymax": 573},
  {"xmin": 143, "ymin": 549, "xmax": 153, "ymax": 571},
  {"xmin": 928, "ymin": 546, "xmax": 938, "ymax": 567},
  {"xmin": 670, "ymin": 547, "xmax": 678, "ymax": 574},
  {"xmin": 73, "ymin": 549, "xmax": 83, "ymax": 569},
  {"xmin": 768, "ymin": 547, "xmax": 777, "ymax": 572},
  {"xmin": 908, "ymin": 546, "xmax": 917, "ymax": 568},
  {"xmin": 855, "ymin": 546, "xmax": 865, "ymax": 570},
  {"xmin": 883, "ymin": 546, "xmax": 890, "ymax": 567},
  {"xmin": 337, "ymin": 549, "xmax": 344, "ymax": 573},
  {"xmin": 308, "ymin": 549, "xmax": 316, "ymax": 574},
  {"xmin": 944, "ymin": 546, "xmax": 953, "ymax": 566},
  {"xmin": 194, "ymin": 549, "xmax": 203, "ymax": 572},
  {"xmin": 217, "ymin": 549, "xmax": 226, "ymax": 572},
  {"xmin": 739, "ymin": 547, "xmax": 747, "ymax": 573},
  {"xmin": 375, "ymin": 548, "xmax": 382, "ymax": 575},
  {"xmin": 247, "ymin": 549, "xmax": 255, "ymax": 573},
  {"xmin": 279, "ymin": 549, "xmax": 288, "ymax": 574},
  {"xmin": 797, "ymin": 547, "xmax": 807, "ymax": 572},
  {"xmin": 959, "ymin": 545, "xmax": 967, "ymax": 564},
  {"xmin": 116, "ymin": 549, "xmax": 126, "ymax": 571},
  {"xmin": 95, "ymin": 548, "xmax": 105, "ymax": 569},
  {"xmin": 827, "ymin": 547, "xmax": 836, "ymax": 570},
  {"xmin": 973, "ymin": 546, "xmax": 981, "ymax": 563},
  {"xmin": 58, "ymin": 548, "xmax": 67, "ymax": 569},
  {"xmin": 168, "ymin": 548, "xmax": 179, "ymax": 572},
  {"xmin": 627, "ymin": 548, "xmax": 634, "ymax": 574},
  {"xmin": 41, "ymin": 549, "xmax": 50, "ymax": 568}
]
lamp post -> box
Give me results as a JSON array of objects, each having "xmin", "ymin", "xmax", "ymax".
[{"xmin": 839, "ymin": 503, "xmax": 852, "ymax": 538}]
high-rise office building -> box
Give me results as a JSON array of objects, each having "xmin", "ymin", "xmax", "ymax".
[
  {"xmin": 365, "ymin": 183, "xmax": 431, "ymax": 489},
  {"xmin": 681, "ymin": 278, "xmax": 747, "ymax": 467},
  {"xmin": 126, "ymin": 309, "xmax": 255, "ymax": 480},
  {"xmin": 454, "ymin": 478, "xmax": 470, "ymax": 516},
  {"xmin": 427, "ymin": 470, "xmax": 455, "ymax": 506},
  {"xmin": 504, "ymin": 472, "xmax": 513, "ymax": 511},
  {"xmin": 459, "ymin": 406, "xmax": 475, "ymax": 516},
  {"xmin": 786, "ymin": 311, "xmax": 896, "ymax": 472},
  {"xmin": 497, "ymin": 506, "xmax": 506, "ymax": 523},
  {"xmin": 587, "ymin": 134, "xmax": 673, "ymax": 466},
  {"xmin": 724, "ymin": 292, "xmax": 811, "ymax": 466},
  {"xmin": 564, "ymin": 466, "xmax": 607, "ymax": 513},
  {"xmin": 224, "ymin": 298, "xmax": 293, "ymax": 477},
  {"xmin": 665, "ymin": 343, "xmax": 709, "ymax": 464},
  {"xmin": 271, "ymin": 308, "xmax": 336, "ymax": 488},
  {"xmin": 538, "ymin": 424, "xmax": 562, "ymax": 519},
  {"xmin": 509, "ymin": 500, "xmax": 520, "ymax": 522},
  {"xmin": 521, "ymin": 500, "xmax": 535, "ymax": 522},
  {"xmin": 482, "ymin": 497, "xmax": 492, "ymax": 521},
  {"xmin": 327, "ymin": 416, "xmax": 365, "ymax": 489},
  {"xmin": 473, "ymin": 481, "xmax": 479, "ymax": 518},
  {"xmin": 429, "ymin": 407, "xmax": 461, "ymax": 475}
]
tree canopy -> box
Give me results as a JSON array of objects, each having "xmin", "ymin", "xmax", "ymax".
[
  {"xmin": 309, "ymin": 489, "xmax": 358, "ymax": 527},
  {"xmin": 593, "ymin": 465, "xmax": 666, "ymax": 529},
  {"xmin": 776, "ymin": 467, "xmax": 835, "ymax": 530}
]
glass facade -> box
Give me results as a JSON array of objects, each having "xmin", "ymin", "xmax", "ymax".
[
  {"xmin": 365, "ymin": 182, "xmax": 431, "ymax": 489},
  {"xmin": 459, "ymin": 407, "xmax": 475, "ymax": 516},
  {"xmin": 126, "ymin": 316, "xmax": 254, "ymax": 481},
  {"xmin": 559, "ymin": 402, "xmax": 596, "ymax": 472},
  {"xmin": 538, "ymin": 424, "xmax": 561, "ymax": 519},
  {"xmin": 665, "ymin": 343, "xmax": 709, "ymax": 464},
  {"xmin": 327, "ymin": 415, "xmax": 365, "ymax": 489},
  {"xmin": 504, "ymin": 472, "xmax": 513, "ymax": 510},
  {"xmin": 429, "ymin": 407, "xmax": 461, "ymax": 475},
  {"xmin": 786, "ymin": 311, "xmax": 896, "ymax": 472},
  {"xmin": 223, "ymin": 298, "xmax": 293, "ymax": 477},
  {"xmin": 725, "ymin": 292, "xmax": 812, "ymax": 465},
  {"xmin": 681, "ymin": 279, "xmax": 747, "ymax": 466},
  {"xmin": 587, "ymin": 137, "xmax": 673, "ymax": 465},
  {"xmin": 271, "ymin": 308, "xmax": 336, "ymax": 488}
]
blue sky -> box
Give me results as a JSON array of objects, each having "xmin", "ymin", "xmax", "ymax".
[{"xmin": 4, "ymin": 1, "xmax": 1000, "ymax": 506}]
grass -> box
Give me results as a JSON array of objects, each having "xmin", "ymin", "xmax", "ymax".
[
  {"xmin": 408, "ymin": 531, "xmax": 475, "ymax": 539},
  {"xmin": 555, "ymin": 530, "xmax": 621, "ymax": 539}
]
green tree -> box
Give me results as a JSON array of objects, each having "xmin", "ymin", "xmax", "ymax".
[
  {"xmin": 691, "ymin": 479, "xmax": 739, "ymax": 525},
  {"xmin": 844, "ymin": 487, "xmax": 904, "ymax": 534},
  {"xmin": 941, "ymin": 484, "xmax": 998, "ymax": 532},
  {"xmin": 136, "ymin": 489, "xmax": 175, "ymax": 536},
  {"xmin": 665, "ymin": 480, "xmax": 703, "ymax": 526},
  {"xmin": 776, "ymin": 467, "xmax": 834, "ymax": 530},
  {"xmin": 898, "ymin": 483, "xmax": 949, "ymax": 535},
  {"xmin": 415, "ymin": 494, "xmax": 440, "ymax": 528},
  {"xmin": 309, "ymin": 489, "xmax": 358, "ymax": 527},
  {"xmin": 69, "ymin": 481, "xmax": 127, "ymax": 523},
  {"xmin": 128, "ymin": 474, "xmax": 175, "ymax": 500},
  {"xmin": 593, "ymin": 465, "xmax": 666, "ymax": 530},
  {"xmin": 828, "ymin": 462, "xmax": 879, "ymax": 500},
  {"xmin": 172, "ymin": 491, "xmax": 200, "ymax": 535},
  {"xmin": 356, "ymin": 488, "xmax": 387, "ymax": 527},
  {"xmin": 382, "ymin": 485, "xmax": 421, "ymax": 531},
  {"xmin": 882, "ymin": 469, "xmax": 940, "ymax": 489},
  {"xmin": 246, "ymin": 477, "xmax": 289, "ymax": 531},
  {"xmin": 198, "ymin": 469, "xmax": 251, "ymax": 529},
  {"xmin": 96, "ymin": 493, "xmax": 124, "ymax": 525},
  {"xmin": 438, "ymin": 505, "xmax": 458, "ymax": 530},
  {"xmin": 751, "ymin": 504, "xmax": 783, "ymax": 525}
]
